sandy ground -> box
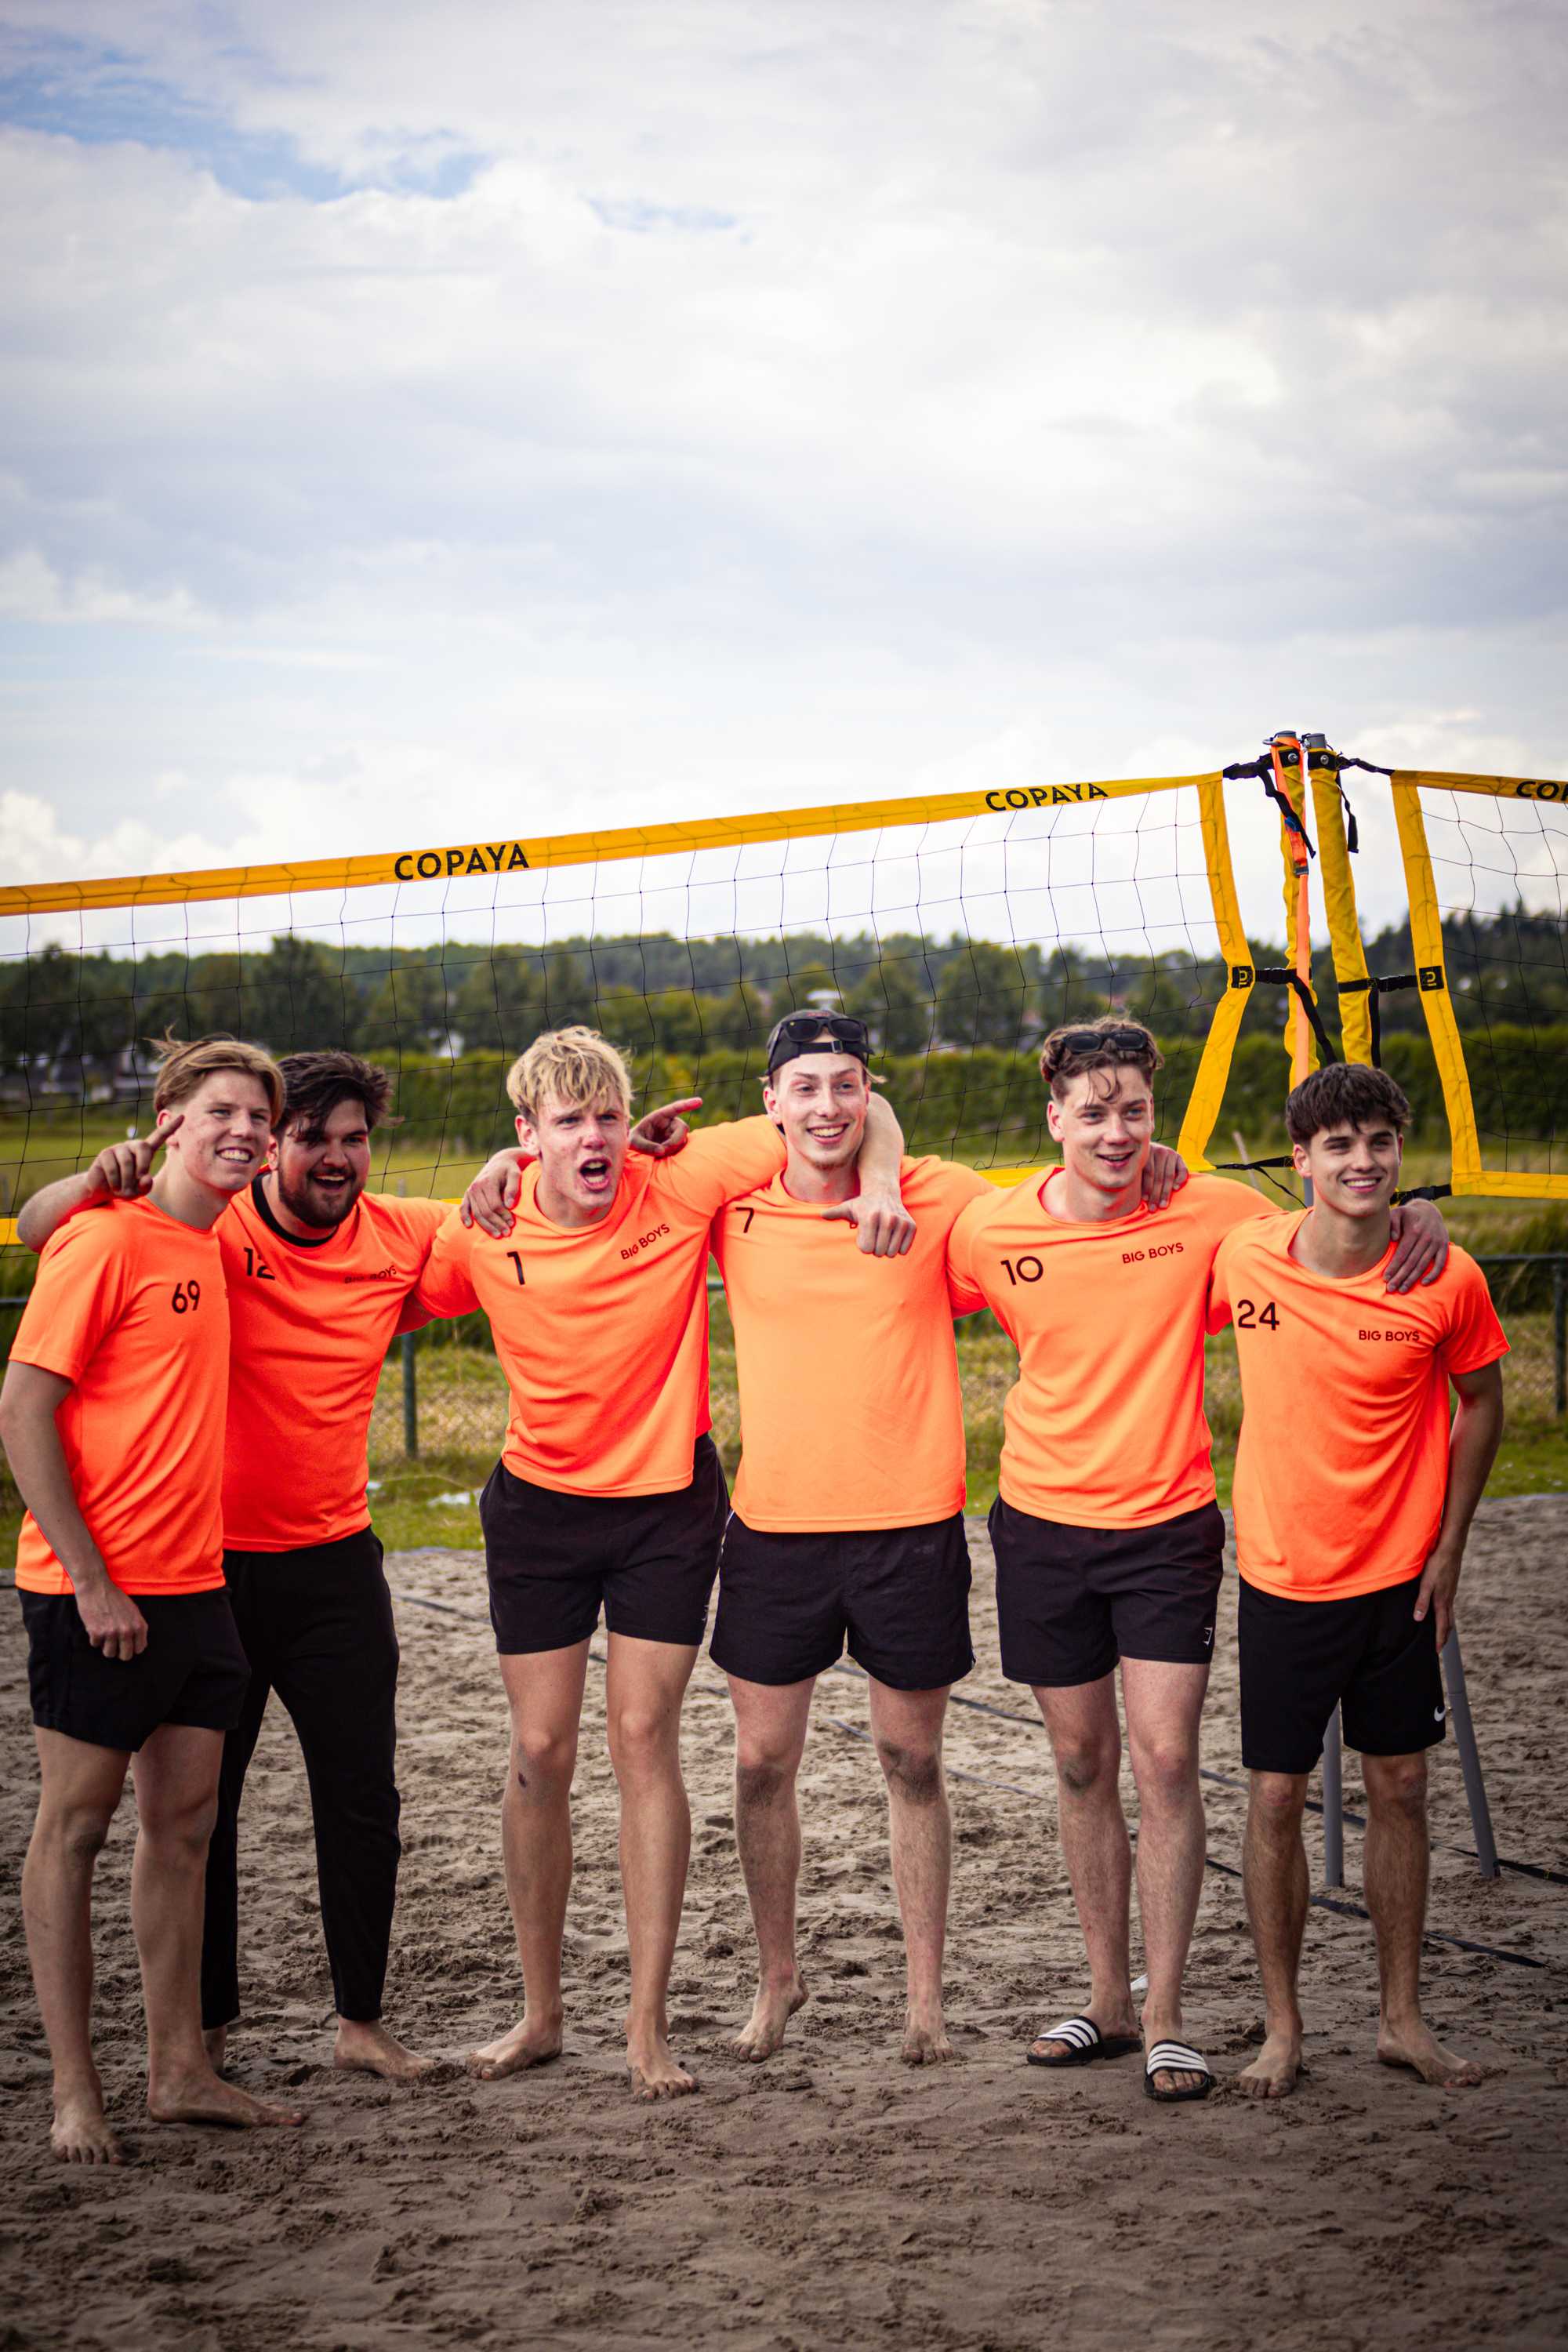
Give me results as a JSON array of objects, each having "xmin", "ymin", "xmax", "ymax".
[{"xmin": 2, "ymin": 1497, "xmax": 1566, "ymax": 2352}]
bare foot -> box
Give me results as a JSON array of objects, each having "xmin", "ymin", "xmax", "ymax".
[
  {"xmin": 627, "ymin": 2025, "xmax": 697, "ymax": 2101},
  {"xmin": 333, "ymin": 2019, "xmax": 436, "ymax": 2082},
  {"xmin": 1237, "ymin": 2028, "xmax": 1304, "ymax": 2100},
  {"xmin": 465, "ymin": 2010, "xmax": 564, "ymax": 2082},
  {"xmin": 203, "ymin": 2024, "xmax": 227, "ymax": 2074},
  {"xmin": 147, "ymin": 2065, "xmax": 304, "ymax": 2130},
  {"xmin": 50, "ymin": 2085, "xmax": 124, "ymax": 2166},
  {"xmin": 1377, "ymin": 2018, "xmax": 1483, "ymax": 2089},
  {"xmin": 1029, "ymin": 1998, "xmax": 1137, "ymax": 2066},
  {"xmin": 902, "ymin": 2000, "xmax": 955, "ymax": 2066},
  {"xmin": 731, "ymin": 1970, "xmax": 808, "ymax": 2062}
]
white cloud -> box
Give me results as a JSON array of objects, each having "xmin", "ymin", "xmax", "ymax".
[{"xmin": 0, "ymin": 0, "xmax": 1562, "ymax": 943}]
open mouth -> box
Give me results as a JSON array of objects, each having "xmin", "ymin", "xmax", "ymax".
[{"xmin": 579, "ymin": 1156, "xmax": 613, "ymax": 1188}]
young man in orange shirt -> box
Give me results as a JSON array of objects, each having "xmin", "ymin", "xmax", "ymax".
[
  {"xmin": 0, "ymin": 1039, "xmax": 304, "ymax": 2164},
  {"xmin": 710, "ymin": 1014, "xmax": 999, "ymax": 2065},
  {"xmin": 422, "ymin": 1025, "xmax": 913, "ymax": 2097},
  {"xmin": 1210, "ymin": 1064, "xmax": 1504, "ymax": 2098},
  {"xmin": 946, "ymin": 1018, "xmax": 1448, "ymax": 2100},
  {"xmin": 20, "ymin": 1050, "xmax": 699, "ymax": 2086}
]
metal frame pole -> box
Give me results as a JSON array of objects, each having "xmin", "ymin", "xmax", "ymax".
[
  {"xmin": 1441, "ymin": 1629, "xmax": 1499, "ymax": 1878},
  {"xmin": 1554, "ymin": 1255, "xmax": 1566, "ymax": 1417},
  {"xmin": 1321, "ymin": 1708, "xmax": 1345, "ymax": 1886},
  {"xmin": 401, "ymin": 1332, "xmax": 419, "ymax": 1459}
]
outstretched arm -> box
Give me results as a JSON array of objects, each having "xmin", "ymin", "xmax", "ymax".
[
  {"xmin": 820, "ymin": 1092, "xmax": 916, "ymax": 1257},
  {"xmin": 1413, "ymin": 1363, "xmax": 1504, "ymax": 1648},
  {"xmin": 16, "ymin": 1114, "xmax": 186, "ymax": 1253},
  {"xmin": 0, "ymin": 1363, "xmax": 148, "ymax": 1658}
]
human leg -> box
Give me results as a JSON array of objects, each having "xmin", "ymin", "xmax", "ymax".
[
  {"xmin": 1030, "ymin": 1675, "xmax": 1138, "ymax": 2059},
  {"xmin": 23, "ymin": 1729, "xmax": 129, "ymax": 2162},
  {"xmin": 132, "ymin": 1722, "xmax": 303, "ymax": 2129},
  {"xmin": 725, "ymin": 1674, "xmax": 815, "ymax": 2060},
  {"xmin": 467, "ymin": 1639, "xmax": 590, "ymax": 2081},
  {"xmin": 200, "ymin": 1553, "xmax": 280, "ymax": 2067},
  {"xmin": 1238, "ymin": 1770, "xmax": 1310, "ymax": 2098},
  {"xmin": 267, "ymin": 1537, "xmax": 431, "ymax": 2079},
  {"xmin": 1363, "ymin": 1750, "xmax": 1481, "ymax": 2088},
  {"xmin": 867, "ymin": 1679, "xmax": 954, "ymax": 2063},
  {"xmin": 1120, "ymin": 1657, "xmax": 1212, "ymax": 2096},
  {"xmin": 605, "ymin": 1632, "xmax": 702, "ymax": 2096}
]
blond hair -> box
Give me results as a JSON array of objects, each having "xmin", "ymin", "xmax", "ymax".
[
  {"xmin": 152, "ymin": 1033, "xmax": 285, "ymax": 1124},
  {"xmin": 505, "ymin": 1026, "xmax": 633, "ymax": 1121}
]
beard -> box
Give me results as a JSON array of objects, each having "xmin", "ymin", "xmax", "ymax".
[{"xmin": 275, "ymin": 1164, "xmax": 365, "ymax": 1231}]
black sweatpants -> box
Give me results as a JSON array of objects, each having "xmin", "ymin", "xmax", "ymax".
[{"xmin": 201, "ymin": 1529, "xmax": 402, "ymax": 2030}]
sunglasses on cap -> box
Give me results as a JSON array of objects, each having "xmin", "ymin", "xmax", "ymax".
[
  {"xmin": 765, "ymin": 1012, "xmax": 871, "ymax": 1073},
  {"xmin": 1050, "ymin": 1025, "xmax": 1156, "ymax": 1058}
]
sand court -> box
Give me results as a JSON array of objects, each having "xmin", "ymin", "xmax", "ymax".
[{"xmin": 2, "ymin": 1497, "xmax": 1565, "ymax": 2350}]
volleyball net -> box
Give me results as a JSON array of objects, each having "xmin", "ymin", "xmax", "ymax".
[{"xmin": 1, "ymin": 745, "xmax": 1565, "ymax": 1231}]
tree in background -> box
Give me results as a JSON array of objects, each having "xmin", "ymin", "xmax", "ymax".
[
  {"xmin": 935, "ymin": 939, "xmax": 1034, "ymax": 1051},
  {"xmin": 1036, "ymin": 946, "xmax": 1108, "ymax": 1032},
  {"xmin": 848, "ymin": 956, "xmax": 931, "ymax": 1055},
  {"xmin": 452, "ymin": 946, "xmax": 541, "ymax": 1058},
  {"xmin": 705, "ymin": 980, "xmax": 768, "ymax": 1051}
]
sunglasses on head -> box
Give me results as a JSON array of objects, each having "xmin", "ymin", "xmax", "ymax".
[
  {"xmin": 765, "ymin": 1012, "xmax": 870, "ymax": 1069},
  {"xmin": 1051, "ymin": 1025, "xmax": 1154, "ymax": 1058}
]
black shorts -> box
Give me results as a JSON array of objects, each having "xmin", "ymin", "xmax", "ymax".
[
  {"xmin": 990, "ymin": 1495, "xmax": 1225, "ymax": 1688},
  {"xmin": 1239, "ymin": 1575, "xmax": 1446, "ymax": 1774},
  {"xmin": 20, "ymin": 1588, "xmax": 250, "ymax": 1754},
  {"xmin": 480, "ymin": 1434, "xmax": 728, "ymax": 1654},
  {"xmin": 710, "ymin": 1512, "xmax": 974, "ymax": 1693}
]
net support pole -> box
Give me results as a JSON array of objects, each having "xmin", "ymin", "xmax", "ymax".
[
  {"xmin": 402, "ymin": 1334, "xmax": 418, "ymax": 1460},
  {"xmin": 1441, "ymin": 1631, "xmax": 1499, "ymax": 1878},
  {"xmin": 1321, "ymin": 1709, "xmax": 1345, "ymax": 1887},
  {"xmin": 1555, "ymin": 1258, "xmax": 1566, "ymax": 1417},
  {"xmin": 397, "ymin": 1176, "xmax": 418, "ymax": 1460}
]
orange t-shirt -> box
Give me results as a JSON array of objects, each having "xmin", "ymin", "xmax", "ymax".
[
  {"xmin": 12, "ymin": 1197, "xmax": 230, "ymax": 1596},
  {"xmin": 1210, "ymin": 1216, "xmax": 1508, "ymax": 1599},
  {"xmin": 220, "ymin": 1184, "xmax": 451, "ymax": 1550},
  {"xmin": 418, "ymin": 1117, "xmax": 788, "ymax": 1497},
  {"xmin": 946, "ymin": 1172, "xmax": 1270, "ymax": 1528},
  {"xmin": 713, "ymin": 1155, "xmax": 995, "ymax": 1532}
]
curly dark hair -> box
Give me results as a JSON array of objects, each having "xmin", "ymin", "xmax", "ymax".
[
  {"xmin": 276, "ymin": 1051, "xmax": 397, "ymax": 1138},
  {"xmin": 1286, "ymin": 1062, "xmax": 1411, "ymax": 1145},
  {"xmin": 1038, "ymin": 1014, "xmax": 1163, "ymax": 1101}
]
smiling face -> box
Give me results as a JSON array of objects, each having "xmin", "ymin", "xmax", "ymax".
[
  {"xmin": 763, "ymin": 1051, "xmax": 871, "ymax": 1184},
  {"xmin": 1292, "ymin": 1115, "xmax": 1403, "ymax": 1219},
  {"xmin": 164, "ymin": 1070, "xmax": 276, "ymax": 1200},
  {"xmin": 518, "ymin": 1089, "xmax": 630, "ymax": 1227},
  {"xmin": 273, "ymin": 1095, "xmax": 375, "ymax": 1232},
  {"xmin": 1045, "ymin": 1063, "xmax": 1154, "ymax": 1204}
]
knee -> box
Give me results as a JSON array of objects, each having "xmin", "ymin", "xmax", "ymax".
[
  {"xmin": 876, "ymin": 1738, "xmax": 943, "ymax": 1808},
  {"xmin": 1130, "ymin": 1737, "xmax": 1199, "ymax": 1813},
  {"xmin": 607, "ymin": 1701, "xmax": 677, "ymax": 1783},
  {"xmin": 1053, "ymin": 1736, "xmax": 1118, "ymax": 1798},
  {"xmin": 42, "ymin": 1802, "xmax": 115, "ymax": 1868},
  {"xmin": 735, "ymin": 1755, "xmax": 796, "ymax": 1814},
  {"xmin": 1249, "ymin": 1773, "xmax": 1308, "ymax": 1834},
  {"xmin": 510, "ymin": 1726, "xmax": 576, "ymax": 1800},
  {"xmin": 1365, "ymin": 1753, "xmax": 1428, "ymax": 1816},
  {"xmin": 141, "ymin": 1791, "xmax": 219, "ymax": 1862}
]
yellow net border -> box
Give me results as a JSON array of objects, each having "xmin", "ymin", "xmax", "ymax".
[{"xmin": 2, "ymin": 761, "xmax": 1566, "ymax": 1231}]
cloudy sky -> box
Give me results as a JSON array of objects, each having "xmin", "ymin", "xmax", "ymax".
[{"xmin": 2, "ymin": 0, "xmax": 1564, "ymax": 946}]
